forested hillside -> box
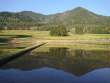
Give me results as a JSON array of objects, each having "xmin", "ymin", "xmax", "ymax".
[
  {"xmin": 0, "ymin": 7, "xmax": 110, "ymax": 34},
  {"xmin": 0, "ymin": 11, "xmax": 45, "ymax": 30}
]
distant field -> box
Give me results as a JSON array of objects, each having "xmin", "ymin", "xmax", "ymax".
[
  {"xmin": 0, "ymin": 30, "xmax": 49, "ymax": 37},
  {"xmin": 0, "ymin": 30, "xmax": 110, "ymax": 45},
  {"xmin": 1, "ymin": 30, "xmax": 110, "ymax": 39}
]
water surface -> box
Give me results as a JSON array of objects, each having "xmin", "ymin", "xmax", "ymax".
[{"xmin": 0, "ymin": 45, "xmax": 110, "ymax": 83}]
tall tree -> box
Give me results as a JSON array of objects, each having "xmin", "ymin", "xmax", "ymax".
[{"xmin": 50, "ymin": 24, "xmax": 68, "ymax": 36}]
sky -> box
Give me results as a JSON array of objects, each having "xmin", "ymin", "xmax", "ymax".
[{"xmin": 0, "ymin": 0, "xmax": 110, "ymax": 16}]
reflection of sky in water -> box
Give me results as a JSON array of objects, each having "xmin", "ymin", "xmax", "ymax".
[{"xmin": 0, "ymin": 68, "xmax": 110, "ymax": 83}]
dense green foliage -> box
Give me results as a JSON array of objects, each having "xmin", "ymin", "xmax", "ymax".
[
  {"xmin": 0, "ymin": 11, "xmax": 45, "ymax": 30},
  {"xmin": 0, "ymin": 7, "xmax": 110, "ymax": 34},
  {"xmin": 50, "ymin": 25, "xmax": 68, "ymax": 36}
]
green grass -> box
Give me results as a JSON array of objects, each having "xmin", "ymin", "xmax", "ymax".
[
  {"xmin": 0, "ymin": 30, "xmax": 110, "ymax": 46},
  {"xmin": 45, "ymin": 34, "xmax": 110, "ymax": 40},
  {"xmin": 0, "ymin": 30, "xmax": 49, "ymax": 37},
  {"xmin": 0, "ymin": 30, "xmax": 110, "ymax": 45},
  {"xmin": 0, "ymin": 48, "xmax": 22, "ymax": 59},
  {"xmin": 1, "ymin": 30, "xmax": 110, "ymax": 39}
]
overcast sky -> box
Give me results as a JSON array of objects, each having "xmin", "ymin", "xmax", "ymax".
[{"xmin": 0, "ymin": 0, "xmax": 109, "ymax": 16}]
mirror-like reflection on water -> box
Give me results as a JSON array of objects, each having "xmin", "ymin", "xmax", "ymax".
[
  {"xmin": 0, "ymin": 68, "xmax": 110, "ymax": 83},
  {"xmin": 0, "ymin": 46, "xmax": 110, "ymax": 83}
]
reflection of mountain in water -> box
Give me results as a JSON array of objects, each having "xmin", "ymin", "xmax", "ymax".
[
  {"xmin": 1, "ymin": 47, "xmax": 110, "ymax": 76},
  {"xmin": 0, "ymin": 68, "xmax": 110, "ymax": 83}
]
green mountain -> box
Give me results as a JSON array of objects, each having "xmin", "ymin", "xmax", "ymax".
[
  {"xmin": 47, "ymin": 7, "xmax": 110, "ymax": 33},
  {"xmin": 0, "ymin": 7, "xmax": 110, "ymax": 33},
  {"xmin": 16, "ymin": 11, "xmax": 45, "ymax": 22},
  {"xmin": 48, "ymin": 7, "xmax": 110, "ymax": 24},
  {"xmin": 0, "ymin": 11, "xmax": 45, "ymax": 29}
]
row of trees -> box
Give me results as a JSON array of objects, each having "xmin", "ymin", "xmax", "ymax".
[
  {"xmin": 70, "ymin": 24, "xmax": 110, "ymax": 34},
  {"xmin": 0, "ymin": 21, "xmax": 110, "ymax": 35},
  {"xmin": 49, "ymin": 23, "xmax": 110, "ymax": 36}
]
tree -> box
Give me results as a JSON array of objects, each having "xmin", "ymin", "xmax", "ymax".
[
  {"xmin": 50, "ymin": 24, "xmax": 68, "ymax": 36},
  {"xmin": 75, "ymin": 25, "xmax": 84, "ymax": 34}
]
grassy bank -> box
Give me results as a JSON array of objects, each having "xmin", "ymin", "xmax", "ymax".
[
  {"xmin": 1, "ymin": 30, "xmax": 110, "ymax": 38},
  {"xmin": 0, "ymin": 30, "xmax": 110, "ymax": 45}
]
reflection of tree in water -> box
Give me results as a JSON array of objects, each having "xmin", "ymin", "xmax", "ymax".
[
  {"xmin": 71, "ymin": 49, "xmax": 110, "ymax": 76},
  {"xmin": 42, "ymin": 48, "xmax": 110, "ymax": 76},
  {"xmin": 2, "ymin": 48, "xmax": 110, "ymax": 76},
  {"xmin": 49, "ymin": 48, "xmax": 68, "ymax": 63},
  {"xmin": 49, "ymin": 48, "xmax": 69, "ymax": 67},
  {"xmin": 50, "ymin": 48, "xmax": 68, "ymax": 57}
]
